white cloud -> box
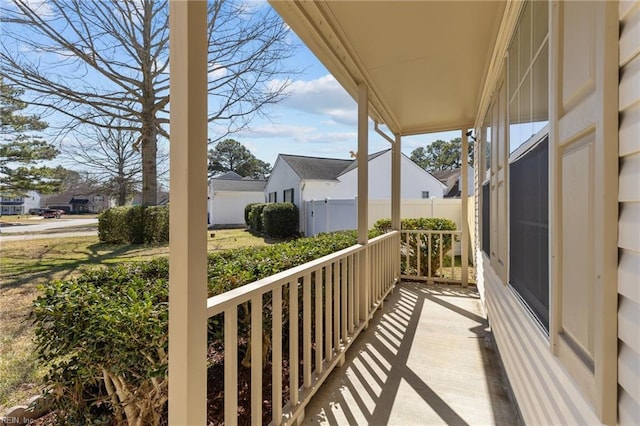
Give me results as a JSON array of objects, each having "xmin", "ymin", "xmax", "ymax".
[
  {"xmin": 240, "ymin": 123, "xmax": 356, "ymax": 146},
  {"xmin": 272, "ymin": 74, "xmax": 357, "ymax": 126},
  {"xmin": 208, "ymin": 65, "xmax": 228, "ymax": 80},
  {"xmin": 23, "ymin": 0, "xmax": 53, "ymax": 18}
]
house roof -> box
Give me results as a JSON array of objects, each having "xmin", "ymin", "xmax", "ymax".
[
  {"xmin": 338, "ymin": 149, "xmax": 390, "ymax": 176},
  {"xmin": 279, "ymin": 154, "xmax": 354, "ymax": 180},
  {"xmin": 432, "ymin": 168, "xmax": 462, "ymax": 185},
  {"xmin": 210, "ymin": 179, "xmax": 266, "ymax": 192},
  {"xmin": 269, "ymin": 1, "xmax": 506, "ymax": 135},
  {"xmin": 212, "ymin": 171, "xmax": 243, "ymax": 180}
]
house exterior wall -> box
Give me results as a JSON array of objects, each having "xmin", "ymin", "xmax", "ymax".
[
  {"xmin": 475, "ymin": 1, "xmax": 623, "ymax": 424},
  {"xmin": 0, "ymin": 191, "xmax": 40, "ymax": 214},
  {"xmin": 334, "ymin": 151, "xmax": 445, "ymax": 199},
  {"xmin": 264, "ymin": 158, "xmax": 302, "ymax": 207},
  {"xmin": 23, "ymin": 191, "xmax": 40, "ymax": 212},
  {"xmin": 618, "ymin": 1, "xmax": 640, "ymax": 423},
  {"xmin": 209, "ymin": 191, "xmax": 264, "ymax": 226}
]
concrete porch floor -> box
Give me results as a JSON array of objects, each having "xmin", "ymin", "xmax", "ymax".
[{"xmin": 302, "ymin": 282, "xmax": 521, "ymax": 426}]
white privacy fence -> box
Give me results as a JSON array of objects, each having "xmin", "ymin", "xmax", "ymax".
[{"xmin": 303, "ymin": 198, "xmax": 465, "ymax": 236}]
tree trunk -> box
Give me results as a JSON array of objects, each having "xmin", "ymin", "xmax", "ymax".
[{"xmin": 140, "ymin": 113, "xmax": 158, "ymax": 206}]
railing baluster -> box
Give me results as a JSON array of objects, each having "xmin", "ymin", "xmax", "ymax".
[
  {"xmin": 224, "ymin": 308, "xmax": 238, "ymax": 426},
  {"xmin": 428, "ymin": 233, "xmax": 432, "ymax": 279},
  {"xmin": 341, "ymin": 257, "xmax": 347, "ymax": 343},
  {"xmin": 348, "ymin": 254, "xmax": 355, "ymax": 334},
  {"xmin": 405, "ymin": 232, "xmax": 410, "ymax": 275},
  {"xmin": 374, "ymin": 244, "xmax": 382, "ymax": 304},
  {"xmin": 333, "ymin": 261, "xmax": 340, "ymax": 351},
  {"xmin": 272, "ymin": 286, "xmax": 282, "ymax": 424},
  {"xmin": 325, "ymin": 264, "xmax": 333, "ymax": 362},
  {"xmin": 314, "ymin": 269, "xmax": 323, "ymax": 375},
  {"xmin": 354, "ymin": 252, "xmax": 360, "ymax": 326},
  {"xmin": 251, "ymin": 296, "xmax": 262, "ymax": 425},
  {"xmin": 451, "ymin": 232, "xmax": 455, "ymax": 280},
  {"xmin": 303, "ymin": 273, "xmax": 312, "ymax": 388},
  {"xmin": 289, "ymin": 280, "xmax": 299, "ymax": 407},
  {"xmin": 439, "ymin": 234, "xmax": 444, "ymax": 279},
  {"xmin": 416, "ymin": 234, "xmax": 421, "ymax": 280}
]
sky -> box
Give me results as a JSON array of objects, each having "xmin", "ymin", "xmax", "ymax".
[
  {"xmin": 3, "ymin": 0, "xmax": 462, "ymax": 172},
  {"xmin": 232, "ymin": 31, "xmax": 461, "ymax": 167}
]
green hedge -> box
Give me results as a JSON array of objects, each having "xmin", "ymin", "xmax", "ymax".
[
  {"xmin": 247, "ymin": 203, "xmax": 268, "ymax": 233},
  {"xmin": 244, "ymin": 202, "xmax": 260, "ymax": 226},
  {"xmin": 98, "ymin": 205, "xmax": 169, "ymax": 244},
  {"xmin": 262, "ymin": 203, "xmax": 298, "ymax": 238},
  {"xmin": 373, "ymin": 217, "xmax": 457, "ymax": 276},
  {"xmin": 33, "ymin": 229, "xmax": 384, "ymax": 424}
]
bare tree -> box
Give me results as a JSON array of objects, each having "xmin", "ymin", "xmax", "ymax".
[
  {"xmin": 63, "ymin": 119, "xmax": 145, "ymax": 206},
  {"xmin": 0, "ymin": 0, "xmax": 294, "ymax": 205}
]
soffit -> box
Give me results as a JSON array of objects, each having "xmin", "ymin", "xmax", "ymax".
[{"xmin": 270, "ymin": 1, "xmax": 506, "ymax": 135}]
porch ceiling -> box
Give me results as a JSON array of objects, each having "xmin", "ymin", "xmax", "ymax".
[{"xmin": 270, "ymin": 1, "xmax": 506, "ymax": 136}]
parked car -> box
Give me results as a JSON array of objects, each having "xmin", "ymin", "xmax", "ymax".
[
  {"xmin": 40, "ymin": 209, "xmax": 63, "ymax": 219},
  {"xmin": 28, "ymin": 208, "xmax": 46, "ymax": 215}
]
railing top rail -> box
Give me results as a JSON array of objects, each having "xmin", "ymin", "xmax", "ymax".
[
  {"xmin": 207, "ymin": 243, "xmax": 362, "ymax": 317},
  {"xmin": 206, "ymin": 231, "xmax": 399, "ymax": 318},
  {"xmin": 369, "ymin": 230, "xmax": 400, "ymax": 243},
  {"xmin": 400, "ymin": 229, "xmax": 461, "ymax": 235}
]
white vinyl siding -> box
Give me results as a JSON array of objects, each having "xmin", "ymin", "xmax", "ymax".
[
  {"xmin": 476, "ymin": 1, "xmax": 621, "ymax": 423},
  {"xmin": 618, "ymin": 1, "xmax": 640, "ymax": 424}
]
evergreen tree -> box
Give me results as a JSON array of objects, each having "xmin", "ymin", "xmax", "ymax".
[
  {"xmin": 410, "ymin": 137, "xmax": 474, "ymax": 172},
  {"xmin": 0, "ymin": 80, "xmax": 65, "ymax": 195},
  {"xmin": 207, "ymin": 139, "xmax": 271, "ymax": 178}
]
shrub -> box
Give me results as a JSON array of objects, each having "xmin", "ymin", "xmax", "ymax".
[
  {"xmin": 244, "ymin": 203, "xmax": 260, "ymax": 226},
  {"xmin": 144, "ymin": 206, "xmax": 170, "ymax": 243},
  {"xmin": 32, "ymin": 259, "xmax": 170, "ymax": 425},
  {"xmin": 98, "ymin": 206, "xmax": 169, "ymax": 244},
  {"xmin": 247, "ymin": 203, "xmax": 268, "ymax": 232},
  {"xmin": 33, "ymin": 230, "xmax": 378, "ymax": 424},
  {"xmin": 373, "ymin": 217, "xmax": 457, "ymax": 276},
  {"xmin": 262, "ymin": 203, "xmax": 298, "ymax": 238}
]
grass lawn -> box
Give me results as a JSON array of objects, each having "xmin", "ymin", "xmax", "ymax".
[{"xmin": 0, "ymin": 229, "xmax": 275, "ymax": 411}]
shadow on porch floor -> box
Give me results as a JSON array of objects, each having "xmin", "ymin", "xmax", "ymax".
[{"xmin": 302, "ymin": 282, "xmax": 521, "ymax": 425}]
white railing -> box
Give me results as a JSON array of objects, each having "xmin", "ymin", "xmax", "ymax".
[
  {"xmin": 400, "ymin": 230, "xmax": 464, "ymax": 284},
  {"xmin": 206, "ymin": 231, "xmax": 400, "ymax": 425}
]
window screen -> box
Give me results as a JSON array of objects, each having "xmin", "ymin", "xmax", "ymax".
[
  {"xmin": 509, "ymin": 136, "xmax": 549, "ymax": 329},
  {"xmin": 482, "ymin": 182, "xmax": 490, "ymax": 256},
  {"xmin": 283, "ymin": 188, "xmax": 294, "ymax": 203}
]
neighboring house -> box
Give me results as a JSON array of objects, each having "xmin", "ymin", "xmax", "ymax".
[
  {"xmin": 432, "ymin": 167, "xmax": 475, "ymax": 198},
  {"xmin": 0, "ymin": 191, "xmax": 40, "ymax": 215},
  {"xmin": 42, "ymin": 190, "xmax": 111, "ymax": 213},
  {"xmin": 265, "ymin": 149, "xmax": 446, "ymax": 232},
  {"xmin": 207, "ymin": 171, "xmax": 266, "ymax": 227}
]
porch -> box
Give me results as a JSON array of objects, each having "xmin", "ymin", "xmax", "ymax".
[
  {"xmin": 202, "ymin": 230, "xmax": 516, "ymax": 425},
  {"xmin": 303, "ymin": 282, "xmax": 520, "ymax": 426}
]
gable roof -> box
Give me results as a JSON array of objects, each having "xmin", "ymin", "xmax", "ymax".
[
  {"xmin": 432, "ymin": 168, "xmax": 462, "ymax": 184},
  {"xmin": 338, "ymin": 149, "xmax": 390, "ymax": 176},
  {"xmin": 212, "ymin": 171, "xmax": 243, "ymax": 180},
  {"xmin": 210, "ymin": 179, "xmax": 266, "ymax": 192},
  {"xmin": 279, "ymin": 154, "xmax": 353, "ymax": 180}
]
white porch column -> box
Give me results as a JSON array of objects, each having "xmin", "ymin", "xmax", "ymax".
[
  {"xmin": 168, "ymin": 1, "xmax": 208, "ymax": 424},
  {"xmin": 461, "ymin": 130, "xmax": 469, "ymax": 287},
  {"xmin": 391, "ymin": 134, "xmax": 401, "ymax": 231},
  {"xmin": 357, "ymin": 83, "xmax": 369, "ymax": 323}
]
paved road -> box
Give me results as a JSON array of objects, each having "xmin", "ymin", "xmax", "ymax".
[
  {"xmin": 0, "ymin": 230, "xmax": 97, "ymax": 242},
  {"xmin": 0, "ymin": 218, "xmax": 98, "ymax": 241},
  {"xmin": 0, "ymin": 218, "xmax": 98, "ymax": 234}
]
